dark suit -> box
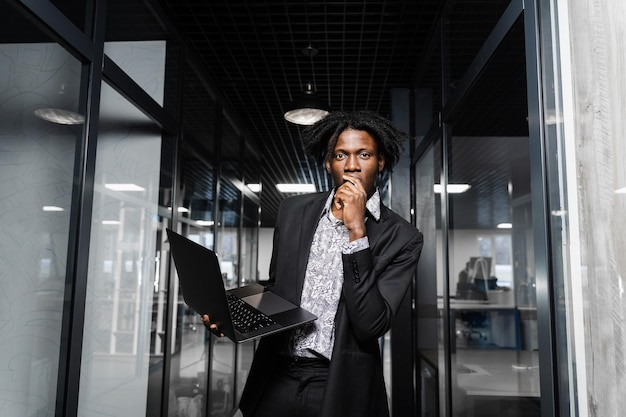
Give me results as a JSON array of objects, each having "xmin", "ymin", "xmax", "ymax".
[{"xmin": 239, "ymin": 191, "xmax": 423, "ymax": 417}]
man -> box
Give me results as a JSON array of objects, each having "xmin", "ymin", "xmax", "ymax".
[{"xmin": 203, "ymin": 110, "xmax": 423, "ymax": 417}]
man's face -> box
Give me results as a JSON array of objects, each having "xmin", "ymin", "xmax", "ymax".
[{"xmin": 325, "ymin": 128, "xmax": 385, "ymax": 197}]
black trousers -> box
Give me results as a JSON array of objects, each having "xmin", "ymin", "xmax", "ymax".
[{"xmin": 248, "ymin": 356, "xmax": 330, "ymax": 417}]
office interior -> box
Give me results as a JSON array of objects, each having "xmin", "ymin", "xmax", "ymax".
[{"xmin": 2, "ymin": 0, "xmax": 625, "ymax": 416}]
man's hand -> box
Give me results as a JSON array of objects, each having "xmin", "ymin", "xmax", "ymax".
[
  {"xmin": 333, "ymin": 175, "xmax": 367, "ymax": 241},
  {"xmin": 200, "ymin": 314, "xmax": 225, "ymax": 337}
]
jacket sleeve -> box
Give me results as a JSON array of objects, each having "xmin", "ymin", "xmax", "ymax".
[{"xmin": 341, "ymin": 221, "xmax": 423, "ymax": 342}]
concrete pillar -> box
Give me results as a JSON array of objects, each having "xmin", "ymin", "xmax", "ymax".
[{"xmin": 565, "ymin": 0, "xmax": 626, "ymax": 415}]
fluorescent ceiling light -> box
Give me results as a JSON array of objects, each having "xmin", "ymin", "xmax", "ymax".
[
  {"xmin": 105, "ymin": 183, "xmax": 145, "ymax": 192},
  {"xmin": 433, "ymin": 183, "xmax": 471, "ymax": 194},
  {"xmin": 43, "ymin": 205, "xmax": 64, "ymax": 212},
  {"xmin": 196, "ymin": 220, "xmax": 214, "ymax": 226},
  {"xmin": 34, "ymin": 108, "xmax": 85, "ymax": 125},
  {"xmin": 247, "ymin": 183, "xmax": 261, "ymax": 192},
  {"xmin": 276, "ymin": 183, "xmax": 316, "ymax": 193},
  {"xmin": 616, "ymin": 187, "xmax": 626, "ymax": 194},
  {"xmin": 167, "ymin": 206, "xmax": 189, "ymax": 213},
  {"xmin": 102, "ymin": 220, "xmax": 121, "ymax": 225},
  {"xmin": 497, "ymin": 223, "xmax": 513, "ymax": 229}
]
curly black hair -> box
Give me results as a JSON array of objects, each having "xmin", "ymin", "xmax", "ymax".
[{"xmin": 301, "ymin": 110, "xmax": 407, "ymax": 172}]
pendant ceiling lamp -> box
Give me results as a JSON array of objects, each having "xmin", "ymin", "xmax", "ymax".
[
  {"xmin": 284, "ymin": 82, "xmax": 329, "ymax": 125},
  {"xmin": 284, "ymin": 44, "xmax": 330, "ymax": 126}
]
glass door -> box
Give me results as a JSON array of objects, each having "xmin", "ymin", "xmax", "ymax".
[
  {"xmin": 414, "ymin": 2, "xmax": 547, "ymax": 416},
  {"xmin": 443, "ymin": 12, "xmax": 540, "ymax": 417}
]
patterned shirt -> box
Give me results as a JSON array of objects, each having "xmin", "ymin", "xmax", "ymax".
[{"xmin": 289, "ymin": 189, "xmax": 381, "ymax": 360}]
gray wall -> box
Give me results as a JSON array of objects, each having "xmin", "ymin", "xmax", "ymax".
[{"xmin": 567, "ymin": 0, "xmax": 626, "ymax": 415}]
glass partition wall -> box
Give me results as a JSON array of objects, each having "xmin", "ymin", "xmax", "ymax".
[
  {"xmin": 414, "ymin": 1, "xmax": 546, "ymax": 416},
  {"xmin": 78, "ymin": 81, "xmax": 167, "ymax": 417},
  {"xmin": 0, "ymin": 6, "xmax": 86, "ymax": 415},
  {"xmin": 0, "ymin": 1, "xmax": 260, "ymax": 417},
  {"xmin": 445, "ymin": 15, "xmax": 540, "ymax": 416}
]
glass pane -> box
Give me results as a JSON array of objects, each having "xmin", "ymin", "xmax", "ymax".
[
  {"xmin": 180, "ymin": 142, "xmax": 217, "ymax": 242},
  {"xmin": 105, "ymin": 0, "xmax": 170, "ymax": 105},
  {"xmin": 183, "ymin": 61, "xmax": 217, "ymax": 156},
  {"xmin": 167, "ymin": 142, "xmax": 216, "ymax": 417},
  {"xmin": 240, "ymin": 197, "xmax": 259, "ymax": 286},
  {"xmin": 78, "ymin": 82, "xmax": 162, "ymax": 416},
  {"xmin": 222, "ymin": 117, "xmax": 241, "ymax": 182},
  {"xmin": 233, "ymin": 197, "xmax": 258, "ymax": 411},
  {"xmin": 0, "ymin": 7, "xmax": 84, "ymax": 414},
  {"xmin": 243, "ymin": 139, "xmax": 262, "ymax": 195},
  {"xmin": 208, "ymin": 177, "xmax": 240, "ymax": 416},
  {"xmin": 415, "ymin": 140, "xmax": 444, "ymax": 416},
  {"xmin": 445, "ymin": 0, "xmax": 511, "ymax": 106},
  {"xmin": 210, "ymin": 337, "xmax": 235, "ymax": 416},
  {"xmin": 103, "ymin": 40, "xmax": 167, "ymax": 105},
  {"xmin": 145, "ymin": 135, "xmax": 176, "ymax": 416},
  {"xmin": 445, "ymin": 18, "xmax": 541, "ymax": 417},
  {"xmin": 236, "ymin": 342, "xmax": 255, "ymax": 405},
  {"xmin": 217, "ymin": 179, "xmax": 240, "ymax": 290},
  {"xmin": 51, "ymin": 0, "xmax": 88, "ymax": 33}
]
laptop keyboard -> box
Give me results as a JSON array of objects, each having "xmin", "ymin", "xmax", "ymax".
[{"xmin": 227, "ymin": 293, "xmax": 278, "ymax": 334}]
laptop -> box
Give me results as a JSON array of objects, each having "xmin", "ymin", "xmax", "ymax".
[{"xmin": 166, "ymin": 228, "xmax": 317, "ymax": 343}]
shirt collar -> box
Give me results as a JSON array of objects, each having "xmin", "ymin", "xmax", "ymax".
[{"xmin": 323, "ymin": 188, "xmax": 381, "ymax": 221}]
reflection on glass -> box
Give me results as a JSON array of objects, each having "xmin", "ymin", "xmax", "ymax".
[
  {"xmin": 447, "ymin": 131, "xmax": 539, "ymax": 416},
  {"xmin": 167, "ymin": 142, "xmax": 216, "ymax": 417},
  {"xmin": 182, "ymin": 62, "xmax": 217, "ymax": 155},
  {"xmin": 210, "ymin": 336, "xmax": 235, "ymax": 416},
  {"xmin": 221, "ymin": 118, "xmax": 241, "ymax": 181},
  {"xmin": 438, "ymin": 8, "xmax": 541, "ymax": 415},
  {"xmin": 145, "ymin": 135, "xmax": 176, "ymax": 416},
  {"xmin": 241, "ymin": 197, "xmax": 259, "ymax": 286},
  {"xmin": 105, "ymin": 0, "xmax": 169, "ymax": 105},
  {"xmin": 446, "ymin": 0, "xmax": 511, "ymax": 97},
  {"xmin": 415, "ymin": 141, "xmax": 444, "ymax": 417},
  {"xmin": 78, "ymin": 82, "xmax": 162, "ymax": 416},
  {"xmin": 0, "ymin": 37, "xmax": 83, "ymax": 416},
  {"xmin": 50, "ymin": 0, "xmax": 87, "ymax": 32},
  {"xmin": 217, "ymin": 180, "xmax": 241, "ymax": 290},
  {"xmin": 236, "ymin": 342, "xmax": 256, "ymax": 404},
  {"xmin": 236, "ymin": 198, "xmax": 258, "ymax": 409},
  {"xmin": 168, "ymin": 307, "xmax": 207, "ymax": 417},
  {"xmin": 204, "ymin": 178, "xmax": 241, "ymax": 416},
  {"xmin": 104, "ymin": 41, "xmax": 166, "ymax": 105}
]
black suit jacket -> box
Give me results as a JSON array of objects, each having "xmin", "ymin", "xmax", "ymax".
[{"xmin": 239, "ymin": 191, "xmax": 423, "ymax": 417}]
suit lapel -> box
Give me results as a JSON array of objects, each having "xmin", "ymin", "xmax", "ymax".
[{"xmin": 364, "ymin": 203, "xmax": 390, "ymax": 251}]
